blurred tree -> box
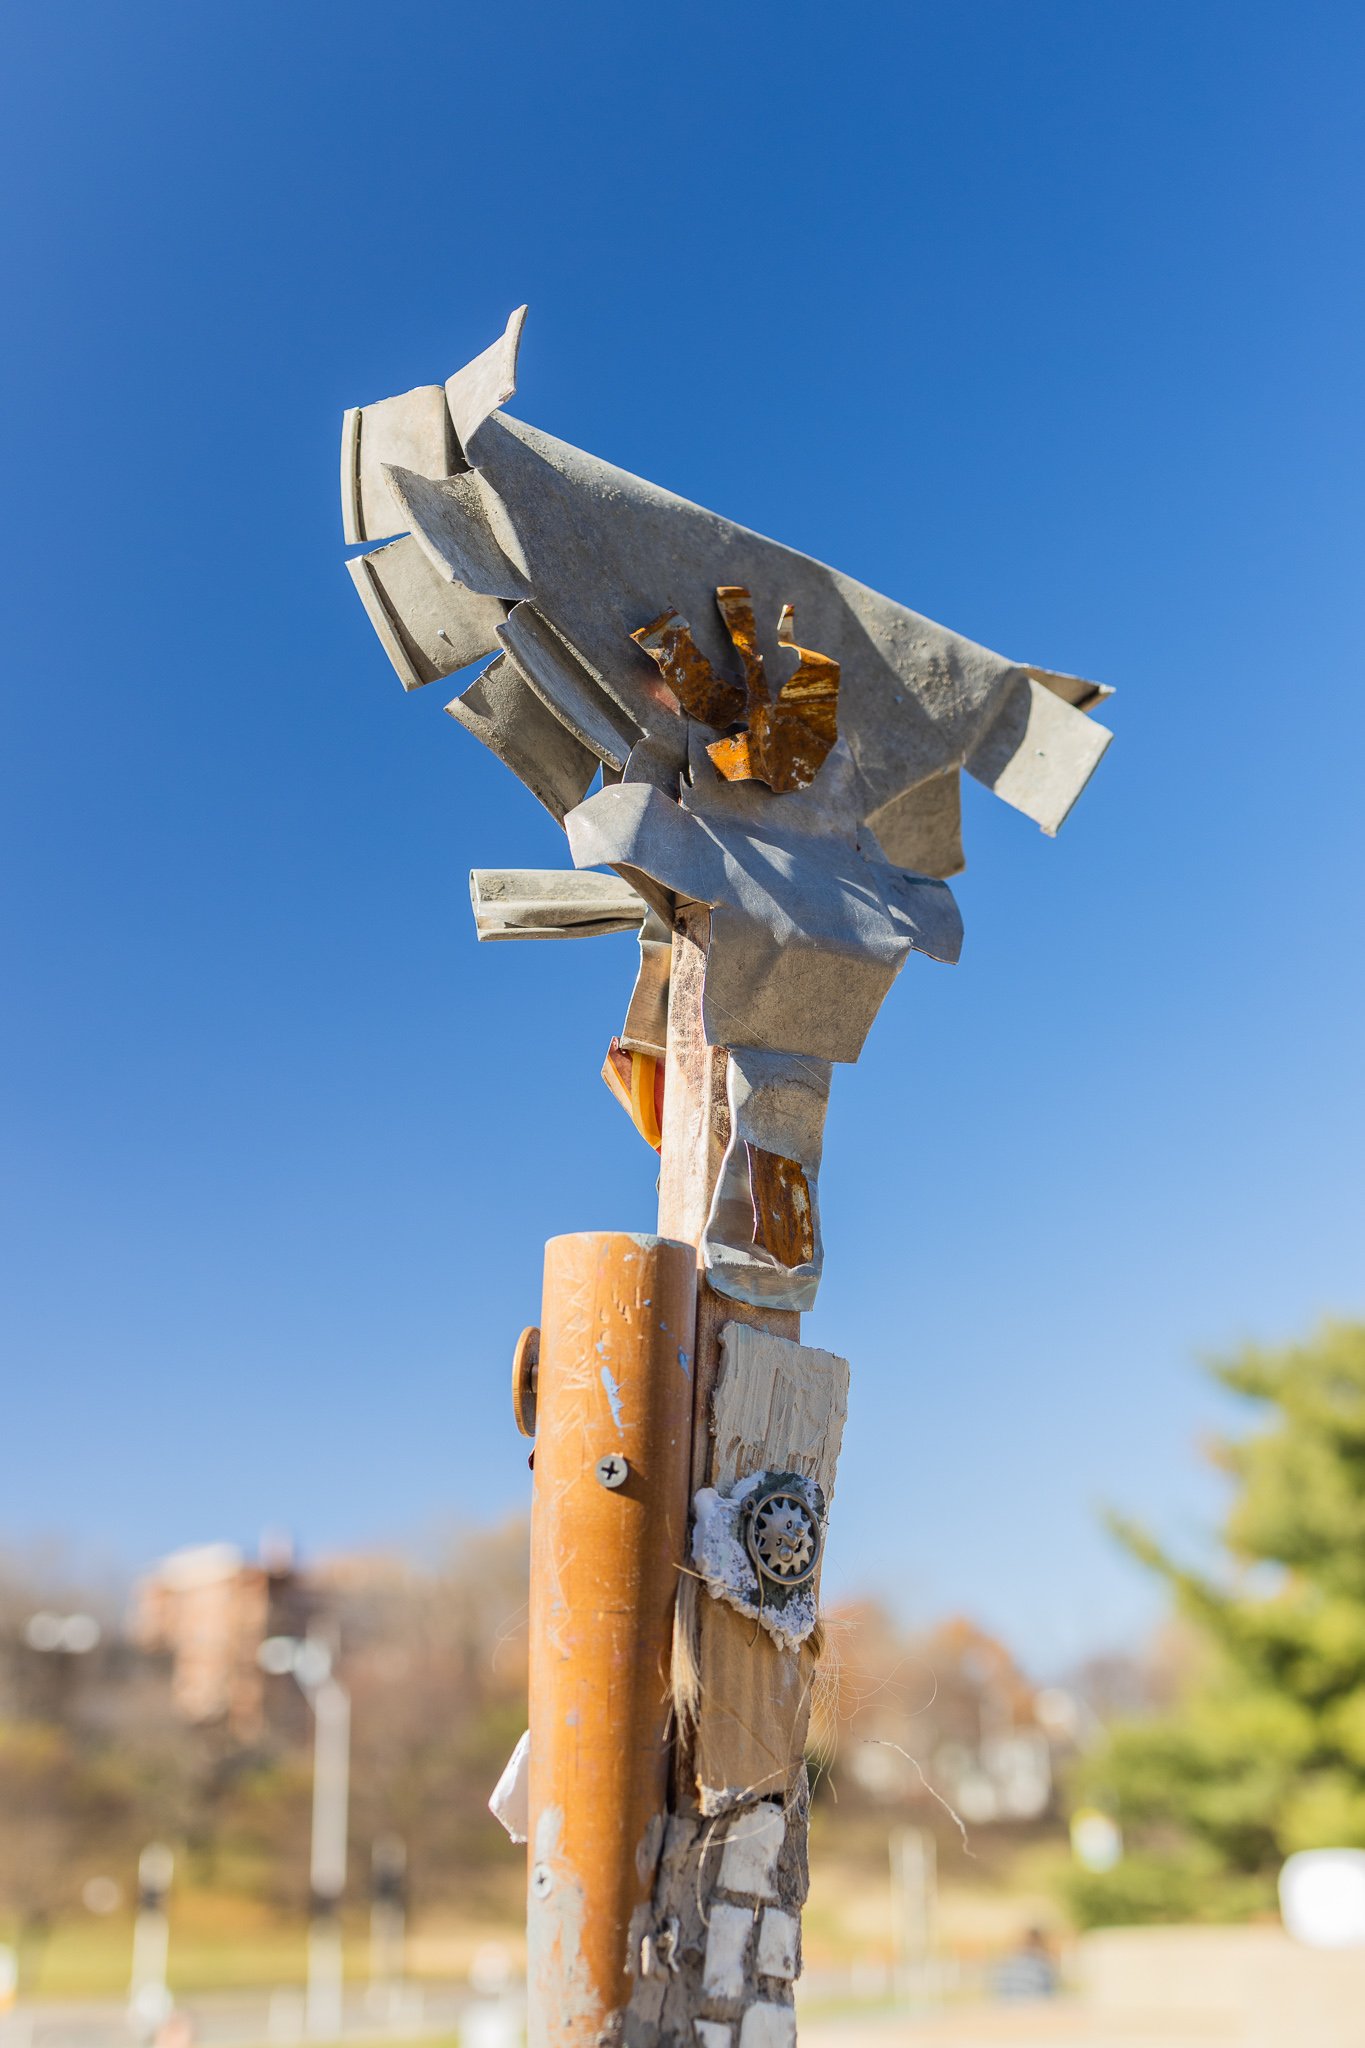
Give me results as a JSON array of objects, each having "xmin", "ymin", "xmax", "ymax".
[
  {"xmin": 335, "ymin": 1520, "xmax": 530, "ymax": 1915},
  {"xmin": 1070, "ymin": 1320, "xmax": 1365, "ymax": 1926},
  {"xmin": 0, "ymin": 1723, "xmax": 133, "ymax": 1982},
  {"xmin": 808, "ymin": 1597, "xmax": 1058, "ymax": 1889},
  {"xmin": 0, "ymin": 1522, "xmax": 532, "ymax": 1937}
]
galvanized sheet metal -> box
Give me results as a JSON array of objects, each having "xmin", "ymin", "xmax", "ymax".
[
  {"xmin": 445, "ymin": 653, "xmax": 598, "ymax": 824},
  {"xmin": 564, "ymin": 767, "xmax": 961, "ymax": 1065},
  {"xmin": 346, "ymin": 536, "xmax": 506, "ymax": 691},
  {"xmin": 702, "ymin": 1049, "xmax": 832, "ymax": 1314},
  {"xmin": 367, "ymin": 314, "xmax": 1111, "ymax": 869},
  {"xmin": 469, "ymin": 869, "xmax": 646, "ymax": 942}
]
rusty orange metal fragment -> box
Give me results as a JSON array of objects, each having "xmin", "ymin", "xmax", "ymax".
[
  {"xmin": 714, "ymin": 585, "xmax": 766, "ymax": 701},
  {"xmin": 633, "ymin": 587, "xmax": 840, "ymax": 793},
  {"xmin": 746, "ymin": 1141, "xmax": 815, "ymax": 1267},
  {"xmin": 631, "ymin": 609, "xmax": 746, "ymax": 729},
  {"xmin": 707, "ymin": 590, "xmax": 839, "ymax": 794},
  {"xmin": 704, "ymin": 729, "xmax": 756, "ymax": 782},
  {"xmin": 746, "ymin": 635, "xmax": 841, "ymax": 794}
]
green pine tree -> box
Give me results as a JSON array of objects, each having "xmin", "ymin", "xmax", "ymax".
[{"xmin": 1069, "ymin": 1320, "xmax": 1365, "ymax": 1927}]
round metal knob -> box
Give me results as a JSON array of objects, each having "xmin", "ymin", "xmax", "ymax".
[{"xmin": 512, "ymin": 1326, "xmax": 540, "ymax": 1438}]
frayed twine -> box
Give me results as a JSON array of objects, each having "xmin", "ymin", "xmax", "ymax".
[
  {"xmin": 866, "ymin": 1739, "xmax": 974, "ymax": 1857},
  {"xmin": 670, "ymin": 1568, "xmax": 702, "ymax": 1742}
]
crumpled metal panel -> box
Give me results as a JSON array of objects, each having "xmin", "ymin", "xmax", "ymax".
[
  {"xmin": 746, "ymin": 1147, "xmax": 815, "ymax": 1269},
  {"xmin": 634, "ymin": 585, "xmax": 843, "ymax": 799},
  {"xmin": 632, "ymin": 607, "xmax": 746, "ymax": 730},
  {"xmin": 499, "ymin": 602, "xmax": 638, "ymax": 771},
  {"xmin": 444, "ymin": 304, "xmax": 527, "ymax": 459},
  {"xmin": 702, "ymin": 1050, "xmax": 832, "ymax": 1313},
  {"xmin": 340, "ymin": 383, "xmax": 456, "ymax": 547},
  {"xmin": 621, "ymin": 725, "xmax": 690, "ymax": 800},
  {"xmin": 1025, "ymin": 664, "xmax": 1115, "ymax": 715},
  {"xmin": 346, "ymin": 536, "xmax": 507, "ymax": 692},
  {"xmin": 385, "ymin": 462, "xmax": 533, "ymax": 603},
  {"xmin": 564, "ymin": 755, "xmax": 961, "ymax": 1065},
  {"xmin": 620, "ymin": 909, "xmax": 672, "ymax": 1058},
  {"xmin": 865, "ymin": 769, "xmax": 963, "ymax": 880},
  {"xmin": 445, "ymin": 653, "xmax": 597, "ymax": 824},
  {"xmin": 965, "ymin": 670, "xmax": 1113, "ymax": 837},
  {"xmin": 342, "ymin": 311, "xmax": 1114, "ymax": 1319},
  {"xmin": 680, "ymin": 722, "xmax": 858, "ymax": 845},
  {"xmin": 469, "ymin": 869, "xmax": 646, "ymax": 942},
  {"xmin": 358, "ymin": 312, "xmax": 1111, "ymax": 871}
]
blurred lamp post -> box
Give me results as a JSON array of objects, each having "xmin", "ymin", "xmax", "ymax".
[
  {"xmin": 890, "ymin": 1826, "xmax": 938, "ymax": 2011},
  {"xmin": 129, "ymin": 1843, "xmax": 174, "ymax": 2038},
  {"xmin": 23, "ymin": 1609, "xmax": 101, "ymax": 1721},
  {"xmin": 369, "ymin": 1833, "xmax": 407, "ymax": 2008},
  {"xmin": 258, "ymin": 1632, "xmax": 350, "ymax": 2039}
]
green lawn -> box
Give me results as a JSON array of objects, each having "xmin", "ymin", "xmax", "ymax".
[{"xmin": 11, "ymin": 1904, "xmax": 329, "ymax": 1998}]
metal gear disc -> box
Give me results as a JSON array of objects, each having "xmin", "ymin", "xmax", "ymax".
[{"xmin": 748, "ymin": 1488, "xmax": 819, "ymax": 1587}]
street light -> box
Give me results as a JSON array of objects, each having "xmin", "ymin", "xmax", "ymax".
[
  {"xmin": 129, "ymin": 1843, "xmax": 174, "ymax": 2040},
  {"xmin": 369, "ymin": 1833, "xmax": 407, "ymax": 2012},
  {"xmin": 258, "ymin": 1632, "xmax": 351, "ymax": 2039},
  {"xmin": 22, "ymin": 1609, "xmax": 102, "ymax": 1727},
  {"xmin": 24, "ymin": 1611, "xmax": 101, "ymax": 1654}
]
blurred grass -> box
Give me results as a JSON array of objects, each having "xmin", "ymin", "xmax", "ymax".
[
  {"xmin": 12, "ymin": 1909, "xmax": 309, "ymax": 1997},
  {"xmin": 803, "ymin": 1813, "xmax": 1073, "ymax": 1972},
  {"xmin": 5, "ymin": 1884, "xmax": 523, "ymax": 1999},
  {"xmin": 8, "ymin": 1832, "xmax": 1070, "ymax": 1999}
]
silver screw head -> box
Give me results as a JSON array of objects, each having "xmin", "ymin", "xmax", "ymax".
[
  {"xmin": 531, "ymin": 1862, "xmax": 554, "ymax": 1898},
  {"xmin": 595, "ymin": 1452, "xmax": 629, "ymax": 1490}
]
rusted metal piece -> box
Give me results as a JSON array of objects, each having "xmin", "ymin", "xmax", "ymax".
[
  {"xmin": 511, "ymin": 1325, "xmax": 540, "ymax": 1438},
  {"xmin": 635, "ymin": 586, "xmax": 841, "ymax": 798},
  {"xmin": 762, "ymin": 639, "xmax": 841, "ymax": 793},
  {"xmin": 631, "ymin": 609, "xmax": 745, "ymax": 729},
  {"xmin": 713, "ymin": 586, "xmax": 766, "ymax": 701},
  {"xmin": 702, "ymin": 728, "xmax": 757, "ymax": 782},
  {"xmin": 705, "ymin": 592, "xmax": 840, "ymax": 796},
  {"xmin": 745, "ymin": 1145, "xmax": 815, "ymax": 1270},
  {"xmin": 527, "ymin": 1232, "xmax": 696, "ymax": 2048}
]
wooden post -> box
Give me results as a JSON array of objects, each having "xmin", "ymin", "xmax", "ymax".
[
  {"xmin": 620, "ymin": 903, "xmax": 813, "ymax": 2046},
  {"xmin": 657, "ymin": 904, "xmax": 800, "ymax": 1465},
  {"xmin": 526, "ymin": 1231, "xmax": 697, "ymax": 2048}
]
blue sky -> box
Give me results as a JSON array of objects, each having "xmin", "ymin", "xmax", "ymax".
[{"xmin": 3, "ymin": 2, "xmax": 1362, "ymax": 1669}]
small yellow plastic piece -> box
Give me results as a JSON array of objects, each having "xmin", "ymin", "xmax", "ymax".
[{"xmin": 601, "ymin": 1039, "xmax": 664, "ymax": 1153}]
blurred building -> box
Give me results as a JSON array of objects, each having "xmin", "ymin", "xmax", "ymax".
[
  {"xmin": 824, "ymin": 1607, "xmax": 1058, "ymax": 1826},
  {"xmin": 130, "ymin": 1539, "xmax": 314, "ymax": 1740}
]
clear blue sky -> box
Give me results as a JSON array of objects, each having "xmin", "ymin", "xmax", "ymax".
[{"xmin": 3, "ymin": 2, "xmax": 1362, "ymax": 1669}]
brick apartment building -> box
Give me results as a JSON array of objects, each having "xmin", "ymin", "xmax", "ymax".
[{"xmin": 130, "ymin": 1539, "xmax": 314, "ymax": 1741}]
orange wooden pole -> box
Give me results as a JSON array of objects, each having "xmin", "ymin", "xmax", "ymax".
[{"xmin": 526, "ymin": 1230, "xmax": 697, "ymax": 2048}]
